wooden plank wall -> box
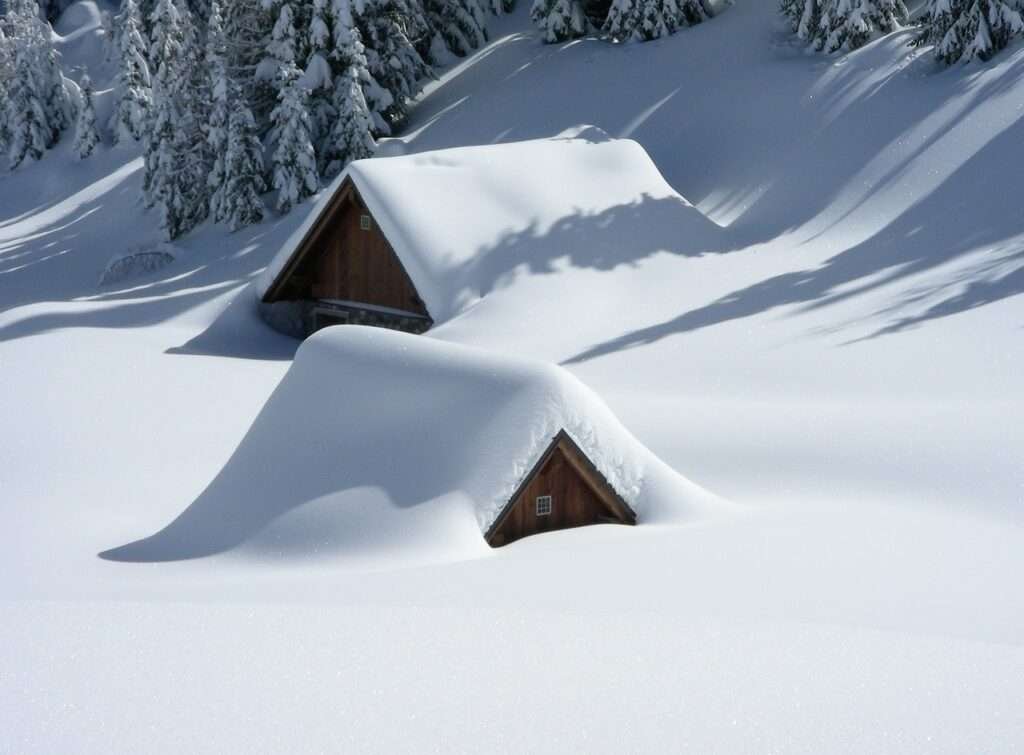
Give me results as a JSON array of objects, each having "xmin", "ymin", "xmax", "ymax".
[
  {"xmin": 309, "ymin": 194, "xmax": 428, "ymax": 317},
  {"xmin": 489, "ymin": 442, "xmax": 630, "ymax": 546}
]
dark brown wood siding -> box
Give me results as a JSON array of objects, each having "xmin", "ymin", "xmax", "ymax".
[
  {"xmin": 487, "ymin": 433, "xmax": 636, "ymax": 547},
  {"xmin": 265, "ymin": 179, "xmax": 429, "ymax": 319},
  {"xmin": 310, "ymin": 195, "xmax": 426, "ymax": 315}
]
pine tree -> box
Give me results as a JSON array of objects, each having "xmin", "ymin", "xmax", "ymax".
[
  {"xmin": 603, "ymin": 0, "xmax": 640, "ymax": 41},
  {"xmin": 917, "ymin": 0, "xmax": 1024, "ymax": 63},
  {"xmin": 530, "ymin": 0, "xmax": 588, "ymax": 42},
  {"xmin": 7, "ymin": 42, "xmax": 50, "ymax": 167},
  {"xmin": 4, "ymin": 0, "xmax": 73, "ymax": 159},
  {"xmin": 39, "ymin": 37, "xmax": 74, "ymax": 139},
  {"xmin": 425, "ymin": 0, "xmax": 488, "ymax": 57},
  {"xmin": 207, "ymin": 0, "xmax": 231, "ymax": 222},
  {"xmin": 179, "ymin": 5, "xmax": 213, "ymax": 221},
  {"xmin": 678, "ymin": 0, "xmax": 711, "ymax": 25},
  {"xmin": 270, "ymin": 62, "xmax": 319, "ymax": 212},
  {"xmin": 73, "ymin": 72, "xmax": 100, "ymax": 158},
  {"xmin": 267, "ymin": 1, "xmax": 300, "ymax": 65},
  {"xmin": 223, "ymin": 0, "xmax": 274, "ymax": 124},
  {"xmin": 222, "ymin": 78, "xmax": 267, "ymax": 230},
  {"xmin": 146, "ymin": 0, "xmax": 210, "ymax": 238},
  {"xmin": 316, "ymin": 0, "xmax": 378, "ymax": 174},
  {"xmin": 0, "ymin": 24, "xmax": 12, "ymax": 155},
  {"xmin": 813, "ymin": 0, "xmax": 907, "ymax": 52},
  {"xmin": 604, "ymin": 0, "xmax": 708, "ymax": 41},
  {"xmin": 110, "ymin": 0, "xmax": 152, "ymax": 144},
  {"xmin": 304, "ymin": 0, "xmax": 338, "ymax": 166},
  {"xmin": 796, "ymin": 0, "xmax": 821, "ymax": 40},
  {"xmin": 146, "ymin": 0, "xmax": 186, "ymax": 231},
  {"xmin": 324, "ymin": 65, "xmax": 376, "ymax": 175},
  {"xmin": 782, "ymin": 0, "xmax": 822, "ymax": 40},
  {"xmin": 332, "ymin": 0, "xmax": 393, "ymax": 135},
  {"xmin": 354, "ymin": 0, "xmax": 432, "ymax": 128},
  {"xmin": 148, "ymin": 0, "xmax": 184, "ymax": 77}
]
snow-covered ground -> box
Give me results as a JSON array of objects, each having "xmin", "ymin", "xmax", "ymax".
[{"xmin": 2, "ymin": 1, "xmax": 1023, "ymax": 751}]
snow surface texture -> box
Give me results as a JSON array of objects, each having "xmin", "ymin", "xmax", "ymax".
[
  {"xmin": 260, "ymin": 128, "xmax": 722, "ymax": 324},
  {"xmin": 2, "ymin": 1, "xmax": 1024, "ymax": 752},
  {"xmin": 103, "ymin": 326, "xmax": 719, "ymax": 563}
]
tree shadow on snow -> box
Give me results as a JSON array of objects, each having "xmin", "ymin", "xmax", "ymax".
[
  {"xmin": 564, "ymin": 46, "xmax": 1024, "ymax": 362},
  {"xmin": 439, "ymin": 192, "xmax": 725, "ymax": 300},
  {"xmin": 0, "ymin": 151, "xmax": 307, "ymax": 359}
]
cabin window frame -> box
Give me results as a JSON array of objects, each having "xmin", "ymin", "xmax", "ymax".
[
  {"xmin": 536, "ymin": 495, "xmax": 552, "ymax": 516},
  {"xmin": 359, "ymin": 214, "xmax": 372, "ymax": 231}
]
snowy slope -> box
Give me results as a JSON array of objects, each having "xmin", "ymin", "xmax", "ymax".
[{"xmin": 2, "ymin": 1, "xmax": 1023, "ymax": 752}]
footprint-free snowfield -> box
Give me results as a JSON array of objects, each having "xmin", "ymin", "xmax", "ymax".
[{"xmin": 2, "ymin": 0, "xmax": 1023, "ymax": 752}]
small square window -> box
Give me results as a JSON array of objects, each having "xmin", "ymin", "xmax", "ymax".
[
  {"xmin": 536, "ymin": 495, "xmax": 552, "ymax": 516},
  {"xmin": 359, "ymin": 214, "xmax": 371, "ymax": 231}
]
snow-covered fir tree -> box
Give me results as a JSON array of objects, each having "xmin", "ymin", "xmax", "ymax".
[
  {"xmin": 145, "ymin": 0, "xmax": 210, "ymax": 238},
  {"xmin": 324, "ymin": 65, "xmax": 376, "ymax": 175},
  {"xmin": 110, "ymin": 0, "xmax": 153, "ymax": 144},
  {"xmin": 222, "ymin": 78, "xmax": 267, "ymax": 230},
  {"xmin": 73, "ymin": 72, "xmax": 100, "ymax": 158},
  {"xmin": 303, "ymin": 0, "xmax": 339, "ymax": 167},
  {"xmin": 424, "ymin": 0, "xmax": 488, "ymax": 57},
  {"xmin": 812, "ymin": 0, "xmax": 908, "ymax": 52},
  {"xmin": 332, "ymin": 0, "xmax": 393, "ymax": 135},
  {"xmin": 604, "ymin": 0, "xmax": 647, "ymax": 41},
  {"xmin": 4, "ymin": 0, "xmax": 73, "ymax": 167},
  {"xmin": 145, "ymin": 0, "xmax": 185, "ymax": 220},
  {"xmin": 206, "ymin": 0, "xmax": 232, "ymax": 222},
  {"xmin": 315, "ymin": 0, "xmax": 378, "ymax": 172},
  {"xmin": 916, "ymin": 0, "xmax": 1024, "ymax": 63},
  {"xmin": 6, "ymin": 40, "xmax": 51, "ymax": 167},
  {"xmin": 604, "ymin": 0, "xmax": 709, "ymax": 41},
  {"xmin": 223, "ymin": 0, "xmax": 275, "ymax": 123},
  {"xmin": 270, "ymin": 62, "xmax": 319, "ymax": 212},
  {"xmin": 177, "ymin": 1, "xmax": 214, "ymax": 228},
  {"xmin": 531, "ymin": 0, "xmax": 588, "ymax": 42},
  {"xmin": 267, "ymin": 1, "xmax": 301, "ymax": 65},
  {"xmin": 354, "ymin": 0, "xmax": 432, "ymax": 128},
  {"xmin": 781, "ymin": 0, "xmax": 821, "ymax": 41},
  {"xmin": 4, "ymin": 0, "xmax": 74, "ymax": 161},
  {"xmin": 0, "ymin": 24, "xmax": 12, "ymax": 155}
]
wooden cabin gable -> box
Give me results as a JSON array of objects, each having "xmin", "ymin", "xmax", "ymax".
[
  {"xmin": 486, "ymin": 431, "xmax": 636, "ymax": 547},
  {"xmin": 263, "ymin": 179, "xmax": 429, "ymax": 321}
]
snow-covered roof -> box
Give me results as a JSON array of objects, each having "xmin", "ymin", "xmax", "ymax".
[
  {"xmin": 258, "ymin": 129, "xmax": 721, "ymax": 324},
  {"xmin": 106, "ymin": 326, "xmax": 719, "ymax": 561}
]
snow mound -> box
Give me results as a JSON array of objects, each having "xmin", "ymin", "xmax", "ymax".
[
  {"xmin": 102, "ymin": 327, "xmax": 720, "ymax": 564},
  {"xmin": 99, "ymin": 246, "xmax": 176, "ymax": 286},
  {"xmin": 259, "ymin": 131, "xmax": 722, "ymax": 324}
]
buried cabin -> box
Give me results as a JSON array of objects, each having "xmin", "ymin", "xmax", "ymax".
[{"xmin": 487, "ymin": 429, "xmax": 637, "ymax": 547}]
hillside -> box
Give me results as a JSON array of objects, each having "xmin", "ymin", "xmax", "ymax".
[{"xmin": 2, "ymin": 1, "xmax": 1023, "ymax": 751}]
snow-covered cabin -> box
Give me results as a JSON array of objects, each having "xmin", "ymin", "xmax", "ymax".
[
  {"xmin": 486, "ymin": 428, "xmax": 636, "ymax": 547},
  {"xmin": 102, "ymin": 327, "xmax": 717, "ymax": 561},
  {"xmin": 258, "ymin": 130, "xmax": 720, "ymax": 337}
]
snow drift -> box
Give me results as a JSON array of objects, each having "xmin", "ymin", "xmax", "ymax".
[
  {"xmin": 259, "ymin": 128, "xmax": 722, "ymax": 325},
  {"xmin": 101, "ymin": 326, "xmax": 719, "ymax": 563}
]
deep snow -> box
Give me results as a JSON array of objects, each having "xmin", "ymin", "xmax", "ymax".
[{"xmin": 2, "ymin": 1, "xmax": 1023, "ymax": 752}]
